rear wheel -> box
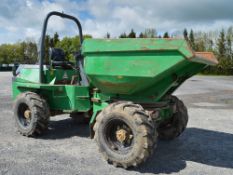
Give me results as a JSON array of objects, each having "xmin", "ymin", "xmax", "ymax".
[
  {"xmin": 13, "ymin": 92, "xmax": 50, "ymax": 137},
  {"xmin": 157, "ymin": 96, "xmax": 188, "ymax": 140},
  {"xmin": 94, "ymin": 102, "xmax": 157, "ymax": 168}
]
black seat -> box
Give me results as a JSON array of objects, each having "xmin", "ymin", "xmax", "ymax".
[{"xmin": 50, "ymin": 48, "xmax": 73, "ymax": 69}]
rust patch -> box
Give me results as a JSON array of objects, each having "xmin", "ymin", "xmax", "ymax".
[
  {"xmin": 97, "ymin": 78, "xmax": 146, "ymax": 94},
  {"xmin": 100, "ymin": 80, "xmax": 133, "ymax": 89},
  {"xmin": 195, "ymin": 52, "xmax": 218, "ymax": 64},
  {"xmin": 141, "ymin": 46, "xmax": 150, "ymax": 50}
]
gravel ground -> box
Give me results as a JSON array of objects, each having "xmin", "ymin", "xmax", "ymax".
[{"xmin": 0, "ymin": 72, "xmax": 233, "ymax": 175}]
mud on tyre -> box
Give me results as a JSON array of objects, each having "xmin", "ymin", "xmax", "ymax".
[
  {"xmin": 157, "ymin": 95, "xmax": 188, "ymax": 140},
  {"xmin": 13, "ymin": 92, "xmax": 50, "ymax": 137},
  {"xmin": 94, "ymin": 101, "xmax": 157, "ymax": 168}
]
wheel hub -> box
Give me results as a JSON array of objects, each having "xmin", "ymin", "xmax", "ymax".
[
  {"xmin": 116, "ymin": 129, "xmax": 127, "ymax": 143},
  {"xmin": 24, "ymin": 110, "xmax": 31, "ymax": 119}
]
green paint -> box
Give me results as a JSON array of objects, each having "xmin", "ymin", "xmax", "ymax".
[
  {"xmin": 12, "ymin": 68, "xmax": 90, "ymax": 112},
  {"xmin": 83, "ymin": 39, "xmax": 216, "ymax": 101},
  {"xmin": 12, "ymin": 38, "xmax": 217, "ymax": 125},
  {"xmin": 90, "ymin": 101, "xmax": 108, "ymax": 124},
  {"xmin": 17, "ymin": 67, "xmax": 77, "ymax": 84}
]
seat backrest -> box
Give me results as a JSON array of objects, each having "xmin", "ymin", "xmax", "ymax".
[{"xmin": 50, "ymin": 48, "xmax": 66, "ymax": 62}]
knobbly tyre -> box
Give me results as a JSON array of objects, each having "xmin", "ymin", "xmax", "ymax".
[{"xmin": 12, "ymin": 11, "xmax": 218, "ymax": 168}]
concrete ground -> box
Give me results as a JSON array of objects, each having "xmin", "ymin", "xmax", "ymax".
[{"xmin": 0, "ymin": 72, "xmax": 232, "ymax": 175}]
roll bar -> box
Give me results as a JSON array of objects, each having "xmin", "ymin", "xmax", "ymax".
[{"xmin": 39, "ymin": 11, "xmax": 83, "ymax": 83}]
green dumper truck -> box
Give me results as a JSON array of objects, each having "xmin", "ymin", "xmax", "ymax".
[{"xmin": 12, "ymin": 12, "xmax": 218, "ymax": 168}]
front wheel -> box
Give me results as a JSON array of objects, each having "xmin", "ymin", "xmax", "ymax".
[
  {"xmin": 94, "ymin": 102, "xmax": 157, "ymax": 168},
  {"xmin": 157, "ymin": 96, "xmax": 188, "ymax": 140}
]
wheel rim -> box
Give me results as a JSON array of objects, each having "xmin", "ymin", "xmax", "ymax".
[
  {"xmin": 17, "ymin": 103, "xmax": 32, "ymax": 128},
  {"xmin": 103, "ymin": 118, "xmax": 134, "ymax": 154}
]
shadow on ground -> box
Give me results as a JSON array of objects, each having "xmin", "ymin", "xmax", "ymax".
[
  {"xmin": 40, "ymin": 118, "xmax": 233, "ymax": 174},
  {"xmin": 40, "ymin": 118, "xmax": 90, "ymax": 139},
  {"xmin": 135, "ymin": 127, "xmax": 233, "ymax": 174}
]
